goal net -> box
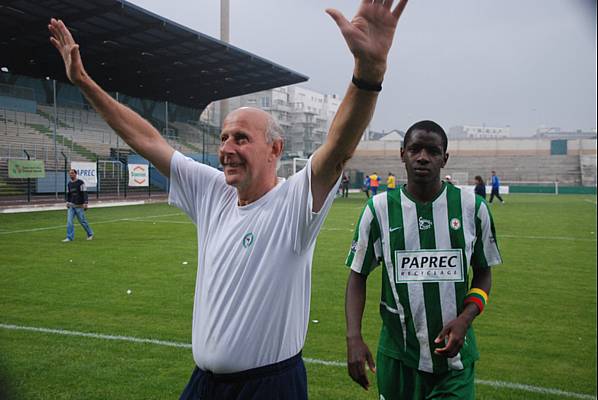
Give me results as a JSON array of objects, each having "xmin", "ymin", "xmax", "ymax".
[{"xmin": 450, "ymin": 172, "xmax": 469, "ymax": 186}]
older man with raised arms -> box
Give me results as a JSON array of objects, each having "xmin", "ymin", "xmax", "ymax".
[{"xmin": 49, "ymin": 1, "xmax": 408, "ymax": 398}]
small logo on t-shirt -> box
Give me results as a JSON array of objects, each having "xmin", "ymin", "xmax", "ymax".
[
  {"xmin": 419, "ymin": 217, "xmax": 433, "ymax": 231},
  {"xmin": 450, "ymin": 218, "xmax": 461, "ymax": 230},
  {"xmin": 242, "ymin": 232, "xmax": 254, "ymax": 248}
]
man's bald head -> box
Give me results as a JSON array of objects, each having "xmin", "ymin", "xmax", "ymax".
[{"xmin": 224, "ymin": 107, "xmax": 283, "ymax": 144}]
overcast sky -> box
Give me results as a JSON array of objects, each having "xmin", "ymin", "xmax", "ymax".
[{"xmin": 131, "ymin": 0, "xmax": 597, "ymax": 136}]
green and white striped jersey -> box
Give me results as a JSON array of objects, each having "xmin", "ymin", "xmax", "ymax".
[{"xmin": 346, "ymin": 182, "xmax": 502, "ymax": 374}]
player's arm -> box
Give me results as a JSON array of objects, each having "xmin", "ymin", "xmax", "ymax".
[
  {"xmin": 434, "ymin": 265, "xmax": 492, "ymax": 358},
  {"xmin": 48, "ymin": 19, "xmax": 174, "ymax": 177},
  {"xmin": 345, "ymin": 270, "xmax": 375, "ymax": 391},
  {"xmin": 310, "ymin": 0, "xmax": 408, "ymax": 212}
]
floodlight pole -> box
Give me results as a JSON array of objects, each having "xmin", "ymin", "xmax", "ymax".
[{"xmin": 219, "ymin": 0, "xmax": 230, "ymax": 128}]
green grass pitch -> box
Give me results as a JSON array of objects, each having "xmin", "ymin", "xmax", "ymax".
[{"xmin": 0, "ymin": 194, "xmax": 596, "ymax": 399}]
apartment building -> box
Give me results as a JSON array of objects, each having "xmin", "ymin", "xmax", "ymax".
[{"xmin": 211, "ymin": 86, "xmax": 342, "ymax": 157}]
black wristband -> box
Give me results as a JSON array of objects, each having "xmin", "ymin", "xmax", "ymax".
[{"xmin": 352, "ymin": 75, "xmax": 382, "ymax": 92}]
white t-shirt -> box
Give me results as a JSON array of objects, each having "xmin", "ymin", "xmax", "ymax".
[{"xmin": 168, "ymin": 151, "xmax": 340, "ymax": 373}]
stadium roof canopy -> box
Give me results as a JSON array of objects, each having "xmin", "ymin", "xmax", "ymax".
[{"xmin": 0, "ymin": 0, "xmax": 308, "ymax": 110}]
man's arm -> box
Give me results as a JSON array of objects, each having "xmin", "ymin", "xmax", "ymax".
[
  {"xmin": 346, "ymin": 270, "xmax": 375, "ymax": 391},
  {"xmin": 82, "ymin": 181, "xmax": 89, "ymax": 209},
  {"xmin": 311, "ymin": 0, "xmax": 408, "ymax": 211},
  {"xmin": 434, "ymin": 266, "xmax": 492, "ymax": 358},
  {"xmin": 48, "ymin": 19, "xmax": 174, "ymax": 177}
]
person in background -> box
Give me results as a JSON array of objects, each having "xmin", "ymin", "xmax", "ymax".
[
  {"xmin": 489, "ymin": 170, "xmax": 505, "ymax": 204},
  {"xmin": 62, "ymin": 169, "xmax": 94, "ymax": 242},
  {"xmin": 341, "ymin": 173, "xmax": 350, "ymax": 198},
  {"xmin": 386, "ymin": 172, "xmax": 396, "ymax": 192},
  {"xmin": 369, "ymin": 172, "xmax": 381, "ymax": 195},
  {"xmin": 363, "ymin": 174, "xmax": 371, "ymax": 199},
  {"xmin": 474, "ymin": 175, "xmax": 486, "ymax": 200}
]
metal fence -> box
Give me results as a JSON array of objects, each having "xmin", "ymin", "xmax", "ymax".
[{"xmin": 0, "ymin": 155, "xmax": 167, "ymax": 205}]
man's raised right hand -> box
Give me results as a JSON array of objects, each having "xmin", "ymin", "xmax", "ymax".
[{"xmin": 48, "ymin": 18, "xmax": 86, "ymax": 86}]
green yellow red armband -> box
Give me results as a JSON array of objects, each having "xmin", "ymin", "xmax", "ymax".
[{"xmin": 464, "ymin": 288, "xmax": 488, "ymax": 314}]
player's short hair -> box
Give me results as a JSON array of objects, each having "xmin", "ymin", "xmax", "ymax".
[
  {"xmin": 403, "ymin": 120, "xmax": 448, "ymax": 152},
  {"xmin": 69, "ymin": 169, "xmax": 77, "ymax": 174}
]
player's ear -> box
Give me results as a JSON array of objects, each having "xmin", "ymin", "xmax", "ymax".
[
  {"xmin": 442, "ymin": 152, "xmax": 449, "ymax": 167},
  {"xmin": 400, "ymin": 148, "xmax": 405, "ymax": 163}
]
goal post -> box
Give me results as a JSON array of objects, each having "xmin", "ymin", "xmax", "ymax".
[
  {"xmin": 292, "ymin": 157, "xmax": 309, "ymax": 175},
  {"xmin": 502, "ymin": 180, "xmax": 560, "ymax": 195},
  {"xmin": 276, "ymin": 157, "xmax": 309, "ymax": 179}
]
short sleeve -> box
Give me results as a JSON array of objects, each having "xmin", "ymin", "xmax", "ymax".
[
  {"xmin": 168, "ymin": 151, "xmax": 224, "ymax": 222},
  {"xmin": 346, "ymin": 200, "xmax": 382, "ymax": 276},
  {"xmin": 285, "ymin": 157, "xmax": 342, "ymax": 254},
  {"xmin": 472, "ymin": 197, "xmax": 502, "ymax": 268}
]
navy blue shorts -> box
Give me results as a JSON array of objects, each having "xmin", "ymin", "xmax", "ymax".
[{"xmin": 179, "ymin": 352, "xmax": 307, "ymax": 400}]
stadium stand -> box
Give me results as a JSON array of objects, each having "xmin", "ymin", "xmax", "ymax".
[
  {"xmin": 170, "ymin": 121, "xmax": 221, "ymax": 158},
  {"xmin": 0, "ymin": 0, "xmax": 308, "ymax": 204},
  {"xmin": 346, "ymin": 138, "xmax": 597, "ymax": 188}
]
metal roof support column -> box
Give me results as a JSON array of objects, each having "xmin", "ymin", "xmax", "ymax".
[
  {"xmin": 165, "ymin": 100, "xmax": 169, "ymax": 139},
  {"xmin": 115, "ymin": 92, "xmax": 120, "ymax": 152}
]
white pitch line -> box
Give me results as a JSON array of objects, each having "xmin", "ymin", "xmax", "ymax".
[
  {"xmin": 0, "ymin": 323, "xmax": 191, "ymax": 349},
  {"xmin": 0, "ymin": 213, "xmax": 186, "ymax": 235},
  {"xmin": 0, "ymin": 223, "xmax": 67, "ymax": 235},
  {"xmin": 0, "ymin": 323, "xmax": 595, "ymax": 400},
  {"xmin": 476, "ymin": 379, "xmax": 596, "ymax": 400},
  {"xmin": 130, "ymin": 219, "xmax": 192, "ymax": 225},
  {"xmin": 501, "ymin": 234, "xmax": 596, "ymax": 242}
]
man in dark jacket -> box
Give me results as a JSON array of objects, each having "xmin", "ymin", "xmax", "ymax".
[
  {"xmin": 63, "ymin": 169, "xmax": 94, "ymax": 242},
  {"xmin": 474, "ymin": 175, "xmax": 486, "ymax": 200}
]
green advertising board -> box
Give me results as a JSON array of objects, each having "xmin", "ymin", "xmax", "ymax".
[{"xmin": 8, "ymin": 159, "xmax": 46, "ymax": 178}]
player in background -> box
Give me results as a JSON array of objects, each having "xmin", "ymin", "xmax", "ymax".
[
  {"xmin": 489, "ymin": 170, "xmax": 505, "ymax": 204},
  {"xmin": 386, "ymin": 172, "xmax": 396, "ymax": 192},
  {"xmin": 345, "ymin": 120, "xmax": 502, "ymax": 399},
  {"xmin": 341, "ymin": 173, "xmax": 351, "ymax": 198},
  {"xmin": 369, "ymin": 172, "xmax": 381, "ymax": 195},
  {"xmin": 363, "ymin": 174, "xmax": 371, "ymax": 199}
]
